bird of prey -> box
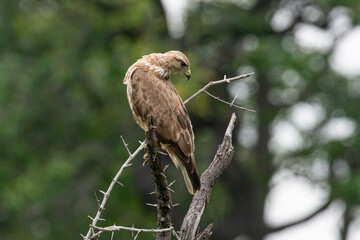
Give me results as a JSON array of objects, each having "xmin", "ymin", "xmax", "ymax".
[{"xmin": 123, "ymin": 50, "xmax": 201, "ymax": 194}]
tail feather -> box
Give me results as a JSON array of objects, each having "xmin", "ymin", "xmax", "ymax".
[{"xmin": 163, "ymin": 145, "xmax": 201, "ymax": 194}]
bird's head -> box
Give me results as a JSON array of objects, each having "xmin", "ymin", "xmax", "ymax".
[{"xmin": 163, "ymin": 51, "xmax": 191, "ymax": 80}]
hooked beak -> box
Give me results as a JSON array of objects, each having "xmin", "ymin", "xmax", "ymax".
[{"xmin": 185, "ymin": 69, "xmax": 191, "ymax": 80}]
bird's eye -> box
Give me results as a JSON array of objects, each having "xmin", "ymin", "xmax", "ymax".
[{"xmin": 180, "ymin": 61, "xmax": 187, "ymax": 67}]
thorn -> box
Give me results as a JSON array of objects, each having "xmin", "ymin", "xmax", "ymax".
[
  {"xmin": 87, "ymin": 215, "xmax": 94, "ymax": 221},
  {"xmin": 146, "ymin": 203, "xmax": 158, "ymax": 207},
  {"xmin": 168, "ymin": 180, "xmax": 176, "ymax": 187},
  {"xmin": 111, "ymin": 231, "xmax": 115, "ymax": 240},
  {"xmin": 116, "ymin": 180, "xmax": 124, "ymax": 186},
  {"xmin": 149, "ymin": 191, "xmax": 155, "ymax": 195},
  {"xmin": 163, "ymin": 164, "xmax": 170, "ymax": 172},
  {"xmin": 230, "ymin": 93, "xmax": 238, "ymax": 107},
  {"xmin": 99, "ymin": 190, "xmax": 106, "ymax": 195},
  {"xmin": 98, "ymin": 217, "xmax": 105, "ymax": 221},
  {"xmin": 80, "ymin": 233, "xmax": 85, "ymax": 238},
  {"xmin": 172, "ymin": 203, "xmax": 180, "ymax": 207},
  {"xmin": 94, "ymin": 192, "xmax": 101, "ymax": 208},
  {"xmin": 161, "ymin": 173, "xmax": 167, "ymax": 178},
  {"xmin": 166, "ymin": 186, "xmax": 175, "ymax": 193}
]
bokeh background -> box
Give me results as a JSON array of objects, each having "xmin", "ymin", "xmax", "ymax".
[{"xmin": 1, "ymin": 0, "xmax": 360, "ymax": 239}]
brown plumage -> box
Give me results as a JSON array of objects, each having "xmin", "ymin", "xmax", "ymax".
[{"xmin": 123, "ymin": 51, "xmax": 201, "ymax": 194}]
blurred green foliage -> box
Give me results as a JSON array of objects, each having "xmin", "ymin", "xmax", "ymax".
[{"xmin": 1, "ymin": 0, "xmax": 360, "ymax": 239}]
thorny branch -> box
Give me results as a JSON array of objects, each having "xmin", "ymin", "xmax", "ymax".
[
  {"xmin": 145, "ymin": 116, "xmax": 172, "ymax": 240},
  {"xmin": 83, "ymin": 139, "xmax": 146, "ymax": 240},
  {"xmin": 89, "ymin": 224, "xmax": 174, "ymax": 240},
  {"xmin": 83, "ymin": 73, "xmax": 253, "ymax": 239}
]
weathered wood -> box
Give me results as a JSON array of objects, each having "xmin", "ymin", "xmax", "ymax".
[{"xmin": 180, "ymin": 113, "xmax": 236, "ymax": 240}]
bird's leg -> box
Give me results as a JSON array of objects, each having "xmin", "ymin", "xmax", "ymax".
[
  {"xmin": 142, "ymin": 138, "xmax": 150, "ymax": 166},
  {"xmin": 157, "ymin": 142, "xmax": 167, "ymax": 156}
]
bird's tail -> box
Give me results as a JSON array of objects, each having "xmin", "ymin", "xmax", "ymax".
[
  {"xmin": 179, "ymin": 157, "xmax": 201, "ymax": 195},
  {"xmin": 164, "ymin": 146, "xmax": 201, "ymax": 194}
]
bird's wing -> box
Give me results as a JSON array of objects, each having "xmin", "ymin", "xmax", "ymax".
[{"xmin": 129, "ymin": 68, "xmax": 200, "ymax": 193}]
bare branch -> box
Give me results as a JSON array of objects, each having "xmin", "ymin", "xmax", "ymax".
[
  {"xmin": 120, "ymin": 135, "xmax": 132, "ymax": 156},
  {"xmin": 184, "ymin": 73, "xmax": 254, "ymax": 105},
  {"xmin": 196, "ymin": 223, "xmax": 214, "ymax": 240},
  {"xmin": 89, "ymin": 224, "xmax": 173, "ymax": 239},
  {"xmin": 145, "ymin": 116, "xmax": 172, "ymax": 240},
  {"xmin": 83, "ymin": 141, "xmax": 146, "ymax": 240},
  {"xmin": 172, "ymin": 229, "xmax": 181, "ymax": 240},
  {"xmin": 180, "ymin": 113, "xmax": 237, "ymax": 240},
  {"xmin": 204, "ymin": 90, "xmax": 255, "ymax": 112},
  {"xmin": 91, "ymin": 225, "xmax": 174, "ymax": 233}
]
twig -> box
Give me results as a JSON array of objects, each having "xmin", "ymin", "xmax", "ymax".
[
  {"xmin": 172, "ymin": 229, "xmax": 181, "ymax": 240},
  {"xmin": 180, "ymin": 113, "xmax": 237, "ymax": 240},
  {"xmin": 120, "ymin": 135, "xmax": 132, "ymax": 156},
  {"xmin": 196, "ymin": 223, "xmax": 214, "ymax": 240},
  {"xmin": 204, "ymin": 90, "xmax": 255, "ymax": 112},
  {"xmin": 83, "ymin": 140, "xmax": 146, "ymax": 240},
  {"xmin": 89, "ymin": 224, "xmax": 173, "ymax": 239},
  {"xmin": 184, "ymin": 73, "xmax": 254, "ymax": 105}
]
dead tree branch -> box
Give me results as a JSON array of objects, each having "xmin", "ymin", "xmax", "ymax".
[
  {"xmin": 196, "ymin": 223, "xmax": 214, "ymax": 240},
  {"xmin": 184, "ymin": 72, "xmax": 254, "ymax": 106},
  {"xmin": 180, "ymin": 113, "xmax": 237, "ymax": 240},
  {"xmin": 145, "ymin": 116, "xmax": 172, "ymax": 240},
  {"xmin": 83, "ymin": 140, "xmax": 146, "ymax": 240},
  {"xmin": 204, "ymin": 90, "xmax": 255, "ymax": 112},
  {"xmin": 89, "ymin": 224, "xmax": 174, "ymax": 240}
]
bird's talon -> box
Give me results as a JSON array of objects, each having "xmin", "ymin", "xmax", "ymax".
[{"xmin": 142, "ymin": 160, "xmax": 148, "ymax": 166}]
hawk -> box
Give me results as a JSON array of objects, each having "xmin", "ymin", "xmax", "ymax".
[{"xmin": 123, "ymin": 51, "xmax": 201, "ymax": 194}]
